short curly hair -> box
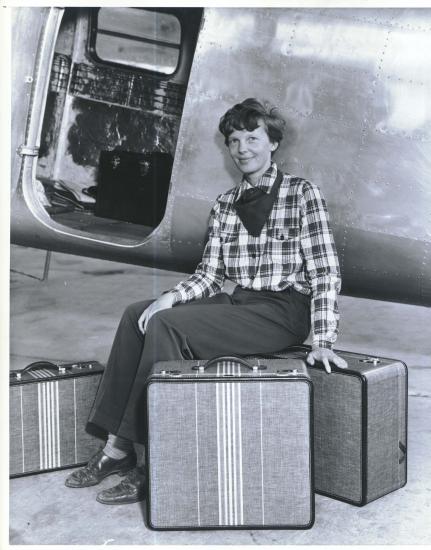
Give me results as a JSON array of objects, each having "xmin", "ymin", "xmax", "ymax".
[{"xmin": 218, "ymin": 98, "xmax": 286, "ymax": 148}]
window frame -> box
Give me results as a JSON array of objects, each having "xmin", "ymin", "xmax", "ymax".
[{"xmin": 88, "ymin": 7, "xmax": 183, "ymax": 78}]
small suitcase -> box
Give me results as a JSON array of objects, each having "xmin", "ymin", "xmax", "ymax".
[
  {"xmin": 276, "ymin": 345, "xmax": 407, "ymax": 506},
  {"xmin": 95, "ymin": 151, "xmax": 173, "ymax": 226},
  {"xmin": 10, "ymin": 360, "xmax": 105, "ymax": 477},
  {"xmin": 145, "ymin": 356, "xmax": 314, "ymax": 530}
]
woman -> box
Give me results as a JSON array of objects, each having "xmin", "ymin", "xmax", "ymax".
[{"xmin": 65, "ymin": 98, "xmax": 347, "ymax": 504}]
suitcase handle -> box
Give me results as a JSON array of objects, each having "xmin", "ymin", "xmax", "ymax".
[
  {"xmin": 10, "ymin": 361, "xmax": 72, "ymax": 381},
  {"xmin": 22, "ymin": 361, "xmax": 72, "ymax": 373},
  {"xmin": 194, "ymin": 355, "xmax": 266, "ymax": 371}
]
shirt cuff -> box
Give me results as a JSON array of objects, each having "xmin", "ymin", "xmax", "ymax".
[
  {"xmin": 160, "ymin": 288, "xmax": 183, "ymax": 305},
  {"xmin": 312, "ymin": 339, "xmax": 333, "ymax": 350},
  {"xmin": 170, "ymin": 288, "xmax": 185, "ymax": 305}
]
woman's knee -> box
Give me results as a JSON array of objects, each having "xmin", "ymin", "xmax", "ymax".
[
  {"xmin": 122, "ymin": 300, "xmax": 154, "ymax": 324},
  {"xmin": 146, "ymin": 307, "xmax": 171, "ymax": 331},
  {"xmin": 146, "ymin": 305, "xmax": 186, "ymax": 334}
]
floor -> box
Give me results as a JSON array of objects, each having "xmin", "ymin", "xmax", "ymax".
[{"xmin": 8, "ymin": 245, "xmax": 431, "ymax": 545}]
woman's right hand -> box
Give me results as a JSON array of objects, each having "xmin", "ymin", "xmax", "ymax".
[{"xmin": 138, "ymin": 292, "xmax": 177, "ymax": 334}]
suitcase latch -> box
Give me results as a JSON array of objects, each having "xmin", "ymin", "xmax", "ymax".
[
  {"xmin": 360, "ymin": 357, "xmax": 381, "ymax": 365},
  {"xmin": 276, "ymin": 369, "xmax": 299, "ymax": 376}
]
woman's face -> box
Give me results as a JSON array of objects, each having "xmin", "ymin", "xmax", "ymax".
[{"xmin": 227, "ymin": 122, "xmax": 277, "ymax": 183}]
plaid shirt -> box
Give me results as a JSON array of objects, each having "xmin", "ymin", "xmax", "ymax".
[{"xmin": 171, "ymin": 162, "xmax": 341, "ymax": 349}]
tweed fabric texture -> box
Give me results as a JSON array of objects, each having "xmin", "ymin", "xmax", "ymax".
[
  {"xmin": 170, "ymin": 162, "xmax": 341, "ymax": 349},
  {"xmin": 280, "ymin": 346, "xmax": 408, "ymax": 505},
  {"xmin": 309, "ymin": 368, "xmax": 363, "ymax": 502},
  {"xmin": 365, "ymin": 364, "xmax": 407, "ymax": 503},
  {"xmin": 10, "ymin": 375, "xmax": 102, "ymax": 476},
  {"xmin": 147, "ymin": 362, "xmax": 312, "ymax": 529}
]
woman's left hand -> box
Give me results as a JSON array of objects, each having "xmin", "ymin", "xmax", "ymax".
[
  {"xmin": 306, "ymin": 345, "xmax": 348, "ymax": 374},
  {"xmin": 137, "ymin": 292, "xmax": 176, "ymax": 334}
]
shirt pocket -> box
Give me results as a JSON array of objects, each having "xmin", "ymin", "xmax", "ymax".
[
  {"xmin": 220, "ymin": 231, "xmax": 240, "ymax": 269},
  {"xmin": 266, "ymin": 225, "xmax": 300, "ymax": 241},
  {"xmin": 265, "ymin": 225, "xmax": 301, "ymax": 266},
  {"xmin": 219, "ymin": 231, "xmax": 238, "ymax": 244}
]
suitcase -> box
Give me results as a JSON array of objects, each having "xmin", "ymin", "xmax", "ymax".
[
  {"xmin": 275, "ymin": 345, "xmax": 408, "ymax": 506},
  {"xmin": 95, "ymin": 151, "xmax": 173, "ymax": 226},
  {"xmin": 10, "ymin": 360, "xmax": 105, "ymax": 477},
  {"xmin": 145, "ymin": 356, "xmax": 314, "ymax": 530}
]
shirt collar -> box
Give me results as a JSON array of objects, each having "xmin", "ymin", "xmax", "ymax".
[{"xmin": 236, "ymin": 162, "xmax": 278, "ymax": 199}]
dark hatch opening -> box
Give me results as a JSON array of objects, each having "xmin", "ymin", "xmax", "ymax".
[{"xmin": 36, "ymin": 7, "xmax": 203, "ymax": 245}]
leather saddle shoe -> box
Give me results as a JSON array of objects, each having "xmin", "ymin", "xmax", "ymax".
[
  {"xmin": 65, "ymin": 449, "xmax": 137, "ymax": 488},
  {"xmin": 96, "ymin": 467, "xmax": 145, "ymax": 505}
]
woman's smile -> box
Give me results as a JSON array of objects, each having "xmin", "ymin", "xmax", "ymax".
[{"xmin": 228, "ymin": 123, "xmax": 277, "ymax": 184}]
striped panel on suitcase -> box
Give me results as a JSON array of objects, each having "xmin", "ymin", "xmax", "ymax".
[
  {"xmin": 146, "ymin": 358, "xmax": 314, "ymax": 530},
  {"xmin": 10, "ymin": 362, "xmax": 104, "ymax": 477},
  {"xmin": 277, "ymin": 346, "xmax": 407, "ymax": 506}
]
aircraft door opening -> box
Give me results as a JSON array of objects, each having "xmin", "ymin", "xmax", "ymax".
[{"xmin": 33, "ymin": 7, "xmax": 202, "ymax": 246}]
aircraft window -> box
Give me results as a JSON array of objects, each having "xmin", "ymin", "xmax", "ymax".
[{"xmin": 95, "ymin": 8, "xmax": 181, "ymax": 75}]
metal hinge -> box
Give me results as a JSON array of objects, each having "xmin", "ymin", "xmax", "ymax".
[{"xmin": 17, "ymin": 145, "xmax": 40, "ymax": 157}]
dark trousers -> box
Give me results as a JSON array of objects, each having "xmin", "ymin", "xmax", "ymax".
[{"xmin": 88, "ymin": 286, "xmax": 311, "ymax": 443}]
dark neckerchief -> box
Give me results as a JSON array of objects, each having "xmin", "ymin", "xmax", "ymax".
[{"xmin": 234, "ymin": 169, "xmax": 284, "ymax": 237}]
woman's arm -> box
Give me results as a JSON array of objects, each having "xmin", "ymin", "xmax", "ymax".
[
  {"xmin": 138, "ymin": 199, "xmax": 226, "ymax": 333},
  {"xmin": 170, "ymin": 198, "xmax": 226, "ymax": 303},
  {"xmin": 300, "ymin": 181, "xmax": 347, "ymax": 372}
]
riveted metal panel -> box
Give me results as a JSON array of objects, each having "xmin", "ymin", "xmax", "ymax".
[{"xmin": 169, "ymin": 8, "xmax": 431, "ymax": 303}]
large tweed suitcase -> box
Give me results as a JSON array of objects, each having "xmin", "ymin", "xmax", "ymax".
[
  {"xmin": 10, "ymin": 360, "xmax": 104, "ymax": 477},
  {"xmin": 276, "ymin": 345, "xmax": 408, "ymax": 506},
  {"xmin": 145, "ymin": 356, "xmax": 314, "ymax": 530}
]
